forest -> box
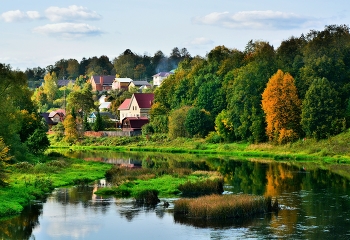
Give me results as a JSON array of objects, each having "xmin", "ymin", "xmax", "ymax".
[{"xmin": 1, "ymin": 24, "xmax": 350, "ymax": 178}]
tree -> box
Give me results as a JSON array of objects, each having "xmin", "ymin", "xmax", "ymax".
[
  {"xmin": 25, "ymin": 129, "xmax": 50, "ymax": 155},
  {"xmin": 215, "ymin": 110, "xmax": 235, "ymax": 142},
  {"xmin": 67, "ymin": 83, "xmax": 95, "ymax": 116},
  {"xmin": 93, "ymin": 110, "xmax": 104, "ymax": 131},
  {"xmin": 184, "ymin": 107, "xmax": 212, "ymax": 138},
  {"xmin": 0, "ymin": 138, "xmax": 11, "ymax": 186},
  {"xmin": 168, "ymin": 106, "xmax": 191, "ymax": 139},
  {"xmin": 262, "ymin": 70, "xmax": 301, "ymax": 144},
  {"xmin": 301, "ymin": 78, "xmax": 343, "ymax": 140},
  {"xmin": 43, "ymin": 72, "xmax": 58, "ymax": 103},
  {"xmin": 63, "ymin": 114, "xmax": 78, "ymax": 144}
]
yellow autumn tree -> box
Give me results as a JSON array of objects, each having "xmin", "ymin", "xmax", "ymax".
[
  {"xmin": 63, "ymin": 114, "xmax": 78, "ymax": 144},
  {"xmin": 262, "ymin": 70, "xmax": 301, "ymax": 144}
]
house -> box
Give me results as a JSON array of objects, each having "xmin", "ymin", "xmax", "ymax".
[
  {"xmin": 88, "ymin": 111, "xmax": 118, "ymax": 123},
  {"xmin": 48, "ymin": 109, "xmax": 66, "ymax": 123},
  {"xmin": 112, "ymin": 78, "xmax": 133, "ymax": 90},
  {"xmin": 41, "ymin": 109, "xmax": 66, "ymax": 129},
  {"xmin": 152, "ymin": 72, "xmax": 173, "ymax": 86},
  {"xmin": 90, "ymin": 75, "xmax": 115, "ymax": 91},
  {"xmin": 121, "ymin": 117, "xmax": 149, "ymax": 131},
  {"xmin": 128, "ymin": 80, "xmax": 151, "ymax": 92},
  {"xmin": 118, "ymin": 93, "xmax": 154, "ymax": 120}
]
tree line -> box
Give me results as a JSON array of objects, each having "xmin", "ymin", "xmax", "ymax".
[
  {"xmin": 25, "ymin": 47, "xmax": 192, "ymax": 88},
  {"xmin": 147, "ymin": 24, "xmax": 350, "ymax": 144}
]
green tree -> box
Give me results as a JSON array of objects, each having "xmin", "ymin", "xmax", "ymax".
[
  {"xmin": 262, "ymin": 70, "xmax": 301, "ymax": 144},
  {"xmin": 43, "ymin": 72, "xmax": 58, "ymax": 103},
  {"xmin": 184, "ymin": 107, "xmax": 212, "ymax": 138},
  {"xmin": 93, "ymin": 111, "xmax": 104, "ymax": 131},
  {"xmin": 215, "ymin": 110, "xmax": 235, "ymax": 142},
  {"xmin": 25, "ymin": 129, "xmax": 50, "ymax": 155},
  {"xmin": 301, "ymin": 78, "xmax": 343, "ymax": 139},
  {"xmin": 168, "ymin": 106, "xmax": 191, "ymax": 139}
]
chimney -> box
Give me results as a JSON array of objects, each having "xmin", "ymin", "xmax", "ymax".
[{"xmin": 100, "ymin": 76, "xmax": 104, "ymax": 88}]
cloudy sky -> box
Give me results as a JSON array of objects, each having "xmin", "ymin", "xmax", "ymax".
[{"xmin": 1, "ymin": 0, "xmax": 349, "ymax": 70}]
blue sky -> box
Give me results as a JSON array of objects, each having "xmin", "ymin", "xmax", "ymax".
[{"xmin": 1, "ymin": 0, "xmax": 349, "ymax": 71}]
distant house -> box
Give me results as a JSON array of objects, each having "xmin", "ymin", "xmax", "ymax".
[
  {"xmin": 90, "ymin": 75, "xmax": 115, "ymax": 91},
  {"xmin": 118, "ymin": 93, "xmax": 154, "ymax": 120},
  {"xmin": 128, "ymin": 80, "xmax": 151, "ymax": 92},
  {"xmin": 112, "ymin": 78, "xmax": 133, "ymax": 90},
  {"xmin": 152, "ymin": 72, "xmax": 173, "ymax": 86},
  {"xmin": 121, "ymin": 117, "xmax": 149, "ymax": 131},
  {"xmin": 41, "ymin": 109, "xmax": 66, "ymax": 129}
]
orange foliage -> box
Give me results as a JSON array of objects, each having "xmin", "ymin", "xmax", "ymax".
[{"xmin": 262, "ymin": 70, "xmax": 301, "ymax": 143}]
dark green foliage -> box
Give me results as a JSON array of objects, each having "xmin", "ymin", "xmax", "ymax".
[
  {"xmin": 184, "ymin": 107, "xmax": 213, "ymax": 138},
  {"xmin": 133, "ymin": 189, "xmax": 160, "ymax": 205},
  {"xmin": 142, "ymin": 123, "xmax": 154, "ymax": 136},
  {"xmin": 25, "ymin": 129, "xmax": 50, "ymax": 155},
  {"xmin": 301, "ymin": 78, "xmax": 343, "ymax": 140},
  {"xmin": 93, "ymin": 111, "xmax": 104, "ymax": 131}
]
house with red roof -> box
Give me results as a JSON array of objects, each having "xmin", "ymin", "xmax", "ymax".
[
  {"xmin": 90, "ymin": 75, "xmax": 115, "ymax": 91},
  {"xmin": 118, "ymin": 93, "xmax": 154, "ymax": 123}
]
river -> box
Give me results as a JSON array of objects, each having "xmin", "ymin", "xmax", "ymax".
[{"xmin": 1, "ymin": 151, "xmax": 350, "ymax": 239}]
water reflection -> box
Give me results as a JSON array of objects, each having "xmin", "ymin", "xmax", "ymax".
[{"xmin": 1, "ymin": 151, "xmax": 350, "ymax": 239}]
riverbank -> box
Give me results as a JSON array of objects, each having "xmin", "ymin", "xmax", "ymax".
[
  {"xmin": 0, "ymin": 154, "xmax": 111, "ymax": 218},
  {"xmin": 49, "ymin": 130, "xmax": 350, "ymax": 164}
]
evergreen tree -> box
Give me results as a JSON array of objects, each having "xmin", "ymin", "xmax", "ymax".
[
  {"xmin": 93, "ymin": 111, "xmax": 104, "ymax": 132},
  {"xmin": 25, "ymin": 129, "xmax": 50, "ymax": 155}
]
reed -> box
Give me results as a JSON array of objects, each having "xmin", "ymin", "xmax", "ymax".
[
  {"xmin": 178, "ymin": 178, "xmax": 224, "ymax": 197},
  {"xmin": 174, "ymin": 194, "xmax": 269, "ymax": 219}
]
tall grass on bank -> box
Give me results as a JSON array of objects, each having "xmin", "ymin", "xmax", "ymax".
[{"xmin": 174, "ymin": 194, "xmax": 270, "ymax": 219}]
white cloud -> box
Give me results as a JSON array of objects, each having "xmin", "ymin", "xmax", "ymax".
[
  {"xmin": 1, "ymin": 10, "xmax": 40, "ymax": 22},
  {"xmin": 193, "ymin": 11, "xmax": 318, "ymax": 30},
  {"xmin": 188, "ymin": 37, "xmax": 214, "ymax": 46},
  {"xmin": 45, "ymin": 5, "xmax": 102, "ymax": 22},
  {"xmin": 33, "ymin": 23, "xmax": 103, "ymax": 38}
]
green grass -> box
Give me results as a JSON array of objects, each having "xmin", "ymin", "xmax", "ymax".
[{"xmin": 0, "ymin": 155, "xmax": 112, "ymax": 217}]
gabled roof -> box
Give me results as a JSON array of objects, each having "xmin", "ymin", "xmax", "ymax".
[
  {"xmin": 118, "ymin": 98, "xmax": 131, "ymax": 110},
  {"xmin": 48, "ymin": 109, "xmax": 66, "ymax": 118},
  {"xmin": 40, "ymin": 113, "xmax": 55, "ymax": 125},
  {"xmin": 133, "ymin": 93, "xmax": 154, "ymax": 108},
  {"xmin": 91, "ymin": 75, "xmax": 115, "ymax": 85},
  {"xmin": 152, "ymin": 72, "xmax": 173, "ymax": 77}
]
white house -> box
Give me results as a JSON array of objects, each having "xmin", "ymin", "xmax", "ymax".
[
  {"xmin": 152, "ymin": 72, "xmax": 173, "ymax": 86},
  {"xmin": 118, "ymin": 93, "xmax": 154, "ymax": 120}
]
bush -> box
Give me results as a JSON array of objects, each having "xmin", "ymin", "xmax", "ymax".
[
  {"xmin": 205, "ymin": 131, "xmax": 223, "ymax": 143},
  {"xmin": 133, "ymin": 189, "xmax": 160, "ymax": 205},
  {"xmin": 25, "ymin": 129, "xmax": 50, "ymax": 155},
  {"xmin": 178, "ymin": 178, "xmax": 224, "ymax": 197}
]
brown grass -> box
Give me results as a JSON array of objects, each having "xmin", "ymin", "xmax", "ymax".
[{"xmin": 174, "ymin": 194, "xmax": 268, "ymax": 219}]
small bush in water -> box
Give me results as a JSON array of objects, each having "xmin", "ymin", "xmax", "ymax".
[{"xmin": 174, "ymin": 194, "xmax": 274, "ymax": 219}]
